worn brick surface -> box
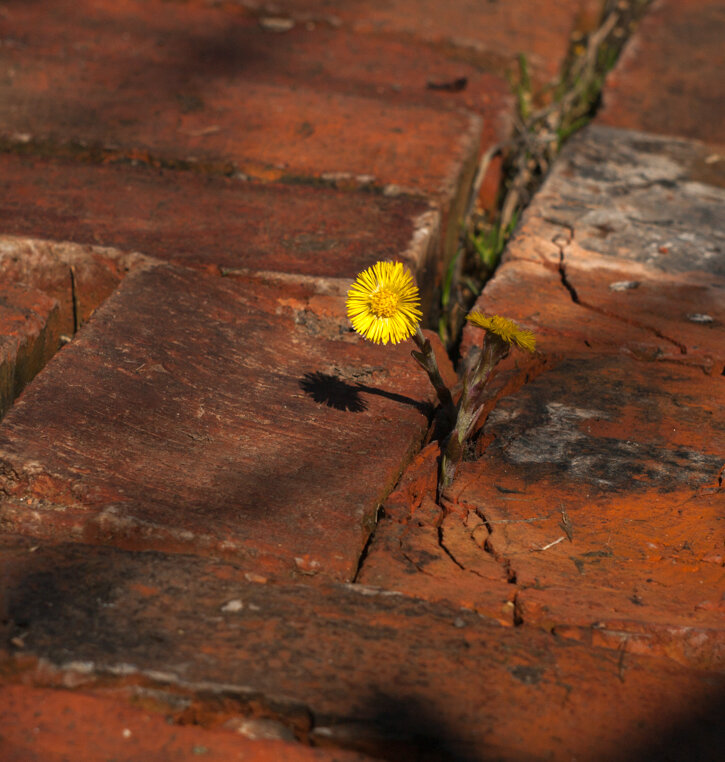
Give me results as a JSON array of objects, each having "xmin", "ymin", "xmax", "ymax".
[
  {"xmin": 0, "ymin": 263, "xmax": 437, "ymax": 581},
  {"xmin": 451, "ymin": 355, "xmax": 724, "ymax": 670},
  {"xmin": 0, "ymin": 0, "xmax": 480, "ymax": 204},
  {"xmin": 1, "ymin": 540, "xmax": 723, "ymax": 761},
  {"xmin": 358, "ymin": 125, "xmax": 725, "ymax": 671},
  {"xmin": 2, "ymin": 1, "xmax": 724, "ymax": 759},
  {"xmin": 0, "ymin": 154, "xmax": 438, "ymax": 289},
  {"xmin": 0, "ymin": 686, "xmax": 375, "ymax": 762},
  {"xmin": 474, "ymin": 127, "xmax": 725, "ymax": 371},
  {"xmin": 0, "ymin": 236, "xmax": 145, "ymax": 337},
  {"xmin": 599, "ymin": 0, "xmax": 725, "ymax": 148},
  {"xmin": 0, "ymin": 283, "xmax": 60, "ymax": 419},
  {"xmin": 427, "ymin": 124, "xmax": 725, "ymax": 670},
  {"xmin": 358, "ymin": 442, "xmax": 518, "ymax": 625},
  {"xmin": 238, "ymin": 0, "xmax": 602, "ymax": 85}
]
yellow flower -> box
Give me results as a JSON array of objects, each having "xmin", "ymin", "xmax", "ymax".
[
  {"xmin": 346, "ymin": 261, "xmax": 422, "ymax": 345},
  {"xmin": 466, "ymin": 312, "xmax": 536, "ymax": 353}
]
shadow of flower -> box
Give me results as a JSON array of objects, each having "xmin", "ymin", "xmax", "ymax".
[{"xmin": 299, "ymin": 372, "xmax": 431, "ymax": 416}]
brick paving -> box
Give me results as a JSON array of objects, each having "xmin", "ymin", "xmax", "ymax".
[{"xmin": 0, "ymin": 1, "xmax": 723, "ymax": 760}]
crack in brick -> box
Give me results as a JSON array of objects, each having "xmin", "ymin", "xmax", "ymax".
[
  {"xmin": 352, "ymin": 504, "xmax": 382, "ymax": 583},
  {"xmin": 549, "ymin": 228, "xmax": 690, "ymax": 357},
  {"xmin": 436, "ymin": 524, "xmax": 465, "ymax": 571},
  {"xmin": 68, "ymin": 265, "xmax": 79, "ymax": 335}
]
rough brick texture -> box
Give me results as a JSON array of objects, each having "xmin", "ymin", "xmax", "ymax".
[
  {"xmin": 0, "ymin": 155, "xmax": 438, "ymax": 289},
  {"xmin": 0, "ymin": 264, "xmax": 440, "ymax": 582},
  {"xmin": 2, "ymin": 539, "xmax": 722, "ymax": 762},
  {"xmin": 359, "ymin": 126, "xmax": 725, "ymax": 675},
  {"xmin": 238, "ymin": 0, "xmax": 603, "ymax": 85},
  {"xmin": 0, "ymin": 685, "xmax": 375, "ymax": 762},
  {"xmin": 0, "ymin": 283, "xmax": 60, "ymax": 419},
  {"xmin": 0, "ymin": 0, "xmax": 481, "ymax": 202},
  {"xmin": 599, "ymin": 0, "xmax": 725, "ymax": 148}
]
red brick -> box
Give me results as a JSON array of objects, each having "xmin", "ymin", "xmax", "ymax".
[
  {"xmin": 0, "ymin": 685, "xmax": 374, "ymax": 762},
  {"xmin": 0, "ymin": 154, "xmax": 438, "ymax": 296},
  {"xmin": 0, "ymin": 283, "xmax": 60, "ymax": 418},
  {"xmin": 238, "ymin": 0, "xmax": 601, "ymax": 85},
  {"xmin": 357, "ymin": 443, "xmax": 517, "ymax": 625},
  {"xmin": 0, "ymin": 0, "xmax": 481, "ymax": 201},
  {"xmin": 599, "ymin": 0, "xmax": 725, "ymax": 148},
  {"xmin": 2, "ymin": 540, "xmax": 723, "ymax": 761},
  {"xmin": 463, "ymin": 126, "xmax": 725, "ymax": 373},
  {"xmin": 0, "ymin": 236, "xmax": 144, "ymax": 336},
  {"xmin": 0, "ymin": 264, "xmax": 437, "ymax": 581},
  {"xmin": 448, "ymin": 125, "xmax": 725, "ymax": 670},
  {"xmin": 449, "ymin": 355, "xmax": 724, "ymax": 670}
]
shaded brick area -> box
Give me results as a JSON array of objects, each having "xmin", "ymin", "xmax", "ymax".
[
  {"xmin": 2, "ymin": 539, "xmax": 722, "ymax": 761},
  {"xmin": 0, "ymin": 154, "xmax": 436, "ymax": 284},
  {"xmin": 0, "ymin": 0, "xmax": 481, "ymax": 204},
  {"xmin": 237, "ymin": 0, "xmax": 601, "ymax": 85},
  {"xmin": 0, "ymin": 264, "xmax": 437, "ymax": 581},
  {"xmin": 0, "ymin": 283, "xmax": 60, "ymax": 419},
  {"xmin": 0, "ymin": 685, "xmax": 375, "ymax": 762}
]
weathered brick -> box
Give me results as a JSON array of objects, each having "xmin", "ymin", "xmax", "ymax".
[
  {"xmin": 0, "ymin": 264, "xmax": 437, "ymax": 581},
  {"xmin": 521, "ymin": 126, "xmax": 725, "ymax": 277},
  {"xmin": 0, "ymin": 0, "xmax": 481, "ymax": 203},
  {"xmin": 0, "ymin": 283, "xmax": 60, "ymax": 418},
  {"xmin": 1, "ymin": 540, "xmax": 723, "ymax": 761},
  {"xmin": 357, "ymin": 443, "xmax": 517, "ymax": 625},
  {"xmin": 0, "ymin": 685, "xmax": 375, "ymax": 762},
  {"xmin": 0, "ymin": 236, "xmax": 145, "ymax": 336},
  {"xmin": 0, "ymin": 155, "xmax": 439, "ymax": 303},
  {"xmin": 450, "ymin": 355, "xmax": 724, "ymax": 670},
  {"xmin": 599, "ymin": 0, "xmax": 725, "ymax": 148},
  {"xmin": 445, "ymin": 123, "xmax": 725, "ymax": 670},
  {"xmin": 463, "ymin": 126, "xmax": 725, "ymax": 373},
  {"xmin": 237, "ymin": 0, "xmax": 602, "ymax": 85}
]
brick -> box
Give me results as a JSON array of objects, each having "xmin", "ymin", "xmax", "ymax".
[
  {"xmin": 0, "ymin": 263, "xmax": 437, "ymax": 581},
  {"xmin": 522, "ymin": 126, "xmax": 725, "ymax": 277},
  {"xmin": 0, "ymin": 685, "xmax": 375, "ymax": 762},
  {"xmin": 238, "ymin": 0, "xmax": 602, "ymax": 85},
  {"xmin": 2, "ymin": 540, "xmax": 723, "ymax": 761},
  {"xmin": 0, "ymin": 0, "xmax": 481, "ymax": 202},
  {"xmin": 357, "ymin": 443, "xmax": 517, "ymax": 625},
  {"xmin": 599, "ymin": 0, "xmax": 725, "ymax": 148},
  {"xmin": 0, "ymin": 283, "xmax": 60, "ymax": 418},
  {"xmin": 463, "ymin": 126, "xmax": 725, "ymax": 373},
  {"xmin": 0, "ymin": 236, "xmax": 145, "ymax": 336},
  {"xmin": 446, "ymin": 124, "xmax": 725, "ymax": 670},
  {"xmin": 450, "ymin": 355, "xmax": 724, "ymax": 670},
  {"xmin": 0, "ymin": 154, "xmax": 438, "ymax": 298}
]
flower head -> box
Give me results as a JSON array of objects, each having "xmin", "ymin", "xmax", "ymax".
[
  {"xmin": 466, "ymin": 312, "xmax": 536, "ymax": 353},
  {"xmin": 346, "ymin": 261, "xmax": 422, "ymax": 345}
]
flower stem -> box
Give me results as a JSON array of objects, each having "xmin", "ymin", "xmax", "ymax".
[
  {"xmin": 411, "ymin": 325, "xmax": 456, "ymax": 427},
  {"xmin": 438, "ymin": 334, "xmax": 509, "ymax": 496}
]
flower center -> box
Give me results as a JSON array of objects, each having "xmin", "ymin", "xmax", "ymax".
[{"xmin": 369, "ymin": 288, "xmax": 399, "ymax": 318}]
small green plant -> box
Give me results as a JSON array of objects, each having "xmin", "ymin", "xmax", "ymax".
[{"xmin": 469, "ymin": 209, "xmax": 521, "ymax": 271}]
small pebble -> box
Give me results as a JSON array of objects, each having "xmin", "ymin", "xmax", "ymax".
[
  {"xmin": 687, "ymin": 313, "xmax": 713, "ymax": 324},
  {"xmin": 259, "ymin": 17, "xmax": 295, "ymax": 32},
  {"xmin": 609, "ymin": 280, "xmax": 640, "ymax": 291}
]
